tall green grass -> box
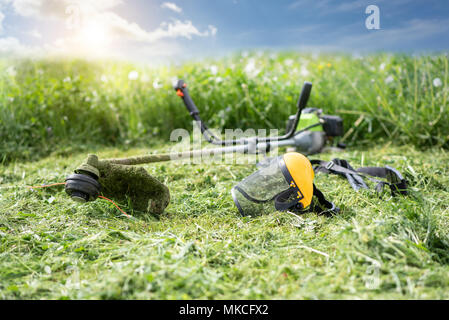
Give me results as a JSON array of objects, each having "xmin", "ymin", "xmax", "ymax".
[{"xmin": 1, "ymin": 52, "xmax": 448, "ymax": 163}]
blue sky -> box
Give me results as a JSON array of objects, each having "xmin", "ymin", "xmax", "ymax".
[{"xmin": 0, "ymin": 0, "xmax": 448, "ymax": 62}]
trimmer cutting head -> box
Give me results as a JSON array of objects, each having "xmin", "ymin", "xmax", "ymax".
[
  {"xmin": 65, "ymin": 159, "xmax": 102, "ymax": 203},
  {"xmin": 65, "ymin": 173, "xmax": 101, "ymax": 203},
  {"xmin": 65, "ymin": 154, "xmax": 170, "ymax": 215}
]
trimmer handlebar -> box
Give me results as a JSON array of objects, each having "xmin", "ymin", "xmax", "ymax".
[
  {"xmin": 174, "ymin": 79, "xmax": 313, "ymax": 146},
  {"xmin": 175, "ymin": 80, "xmax": 235, "ymax": 145},
  {"xmin": 174, "ymin": 80, "xmax": 199, "ymax": 116},
  {"xmin": 280, "ymin": 81, "xmax": 312, "ymax": 140}
]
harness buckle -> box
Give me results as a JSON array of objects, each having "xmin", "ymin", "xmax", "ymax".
[{"xmin": 325, "ymin": 161, "xmax": 334, "ymax": 170}]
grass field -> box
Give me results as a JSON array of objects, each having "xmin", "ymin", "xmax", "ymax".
[
  {"xmin": 1, "ymin": 144, "xmax": 449, "ymax": 299},
  {"xmin": 1, "ymin": 52, "xmax": 448, "ymax": 163},
  {"xmin": 1, "ymin": 52, "xmax": 449, "ymax": 299}
]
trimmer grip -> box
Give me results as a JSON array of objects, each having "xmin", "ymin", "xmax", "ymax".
[
  {"xmin": 174, "ymin": 80, "xmax": 199, "ymax": 116},
  {"xmin": 297, "ymin": 81, "xmax": 312, "ymax": 111}
]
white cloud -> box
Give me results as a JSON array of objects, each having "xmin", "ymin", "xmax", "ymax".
[
  {"xmin": 93, "ymin": 12, "xmax": 215, "ymax": 43},
  {"xmin": 161, "ymin": 2, "xmax": 182, "ymax": 13},
  {"xmin": 28, "ymin": 28, "xmax": 41, "ymax": 38},
  {"xmin": 0, "ymin": 0, "xmax": 12, "ymax": 10},
  {"xmin": 208, "ymin": 25, "xmax": 217, "ymax": 36},
  {"xmin": 0, "ymin": 36, "xmax": 41, "ymax": 55},
  {"xmin": 0, "ymin": 36, "xmax": 21, "ymax": 52},
  {"xmin": 9, "ymin": 0, "xmax": 68, "ymax": 18},
  {"xmin": 144, "ymin": 20, "xmax": 215, "ymax": 41},
  {"xmin": 6, "ymin": 0, "xmax": 122, "ymax": 18},
  {"xmin": 0, "ymin": 0, "xmax": 217, "ymax": 61},
  {"xmin": 3, "ymin": 0, "xmax": 216, "ymax": 43}
]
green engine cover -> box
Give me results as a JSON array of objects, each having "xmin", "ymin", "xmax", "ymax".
[{"xmin": 297, "ymin": 113, "xmax": 323, "ymax": 132}]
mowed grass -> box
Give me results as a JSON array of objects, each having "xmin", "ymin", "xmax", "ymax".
[{"xmin": 1, "ymin": 143, "xmax": 449, "ymax": 299}]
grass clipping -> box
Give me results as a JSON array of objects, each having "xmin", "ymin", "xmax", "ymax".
[{"xmin": 83, "ymin": 154, "xmax": 170, "ymax": 214}]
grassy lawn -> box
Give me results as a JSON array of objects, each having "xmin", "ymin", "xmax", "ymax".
[
  {"xmin": 1, "ymin": 53, "xmax": 448, "ymax": 299},
  {"xmin": 1, "ymin": 143, "xmax": 449, "ymax": 299}
]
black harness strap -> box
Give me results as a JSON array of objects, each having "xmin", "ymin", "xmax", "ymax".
[
  {"xmin": 312, "ymin": 184, "xmax": 340, "ymax": 216},
  {"xmin": 310, "ymin": 159, "xmax": 408, "ymax": 196},
  {"xmin": 314, "ymin": 159, "xmax": 369, "ymax": 191},
  {"xmin": 274, "ymin": 188, "xmax": 303, "ymax": 211}
]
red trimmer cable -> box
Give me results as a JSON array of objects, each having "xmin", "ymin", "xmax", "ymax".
[{"xmin": 26, "ymin": 182, "xmax": 131, "ymax": 218}]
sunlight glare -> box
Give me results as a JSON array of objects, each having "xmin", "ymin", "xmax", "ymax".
[{"xmin": 77, "ymin": 21, "xmax": 111, "ymax": 52}]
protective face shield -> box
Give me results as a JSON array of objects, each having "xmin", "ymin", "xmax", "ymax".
[{"xmin": 231, "ymin": 153, "xmax": 315, "ymax": 216}]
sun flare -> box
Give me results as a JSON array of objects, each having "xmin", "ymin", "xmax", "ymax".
[{"xmin": 77, "ymin": 21, "xmax": 111, "ymax": 51}]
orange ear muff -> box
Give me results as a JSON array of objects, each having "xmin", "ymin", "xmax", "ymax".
[{"xmin": 282, "ymin": 152, "xmax": 314, "ymax": 209}]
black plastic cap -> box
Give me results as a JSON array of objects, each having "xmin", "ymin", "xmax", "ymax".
[{"xmin": 65, "ymin": 173, "xmax": 101, "ymax": 202}]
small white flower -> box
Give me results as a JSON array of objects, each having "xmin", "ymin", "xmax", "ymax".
[
  {"xmin": 433, "ymin": 78, "xmax": 442, "ymax": 87},
  {"xmin": 44, "ymin": 266, "xmax": 52, "ymax": 274},
  {"xmin": 244, "ymin": 58, "xmax": 261, "ymax": 77},
  {"xmin": 100, "ymin": 75, "xmax": 108, "ymax": 83},
  {"xmin": 153, "ymin": 80, "xmax": 162, "ymax": 89},
  {"xmin": 215, "ymin": 77, "xmax": 223, "ymax": 83},
  {"xmin": 385, "ymin": 75, "xmax": 394, "ymax": 84},
  {"xmin": 285, "ymin": 59, "xmax": 294, "ymax": 67},
  {"xmin": 210, "ymin": 65, "xmax": 218, "ymax": 75},
  {"xmin": 300, "ymin": 66, "xmax": 310, "ymax": 77},
  {"xmin": 63, "ymin": 77, "xmax": 71, "ymax": 83},
  {"xmin": 171, "ymin": 77, "xmax": 179, "ymax": 87},
  {"xmin": 47, "ymin": 196, "xmax": 56, "ymax": 204},
  {"xmin": 128, "ymin": 71, "xmax": 139, "ymax": 81},
  {"xmin": 245, "ymin": 58, "xmax": 255, "ymax": 72},
  {"xmin": 379, "ymin": 63, "xmax": 386, "ymax": 71},
  {"xmin": 6, "ymin": 66, "xmax": 16, "ymax": 77}
]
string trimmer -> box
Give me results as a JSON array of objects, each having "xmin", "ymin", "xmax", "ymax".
[{"xmin": 65, "ymin": 80, "xmax": 344, "ymax": 215}]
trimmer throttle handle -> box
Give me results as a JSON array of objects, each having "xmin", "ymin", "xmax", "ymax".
[
  {"xmin": 297, "ymin": 81, "xmax": 312, "ymax": 111},
  {"xmin": 174, "ymin": 80, "xmax": 199, "ymax": 116}
]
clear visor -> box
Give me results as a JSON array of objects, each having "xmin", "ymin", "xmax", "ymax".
[{"xmin": 232, "ymin": 157, "xmax": 292, "ymax": 216}]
